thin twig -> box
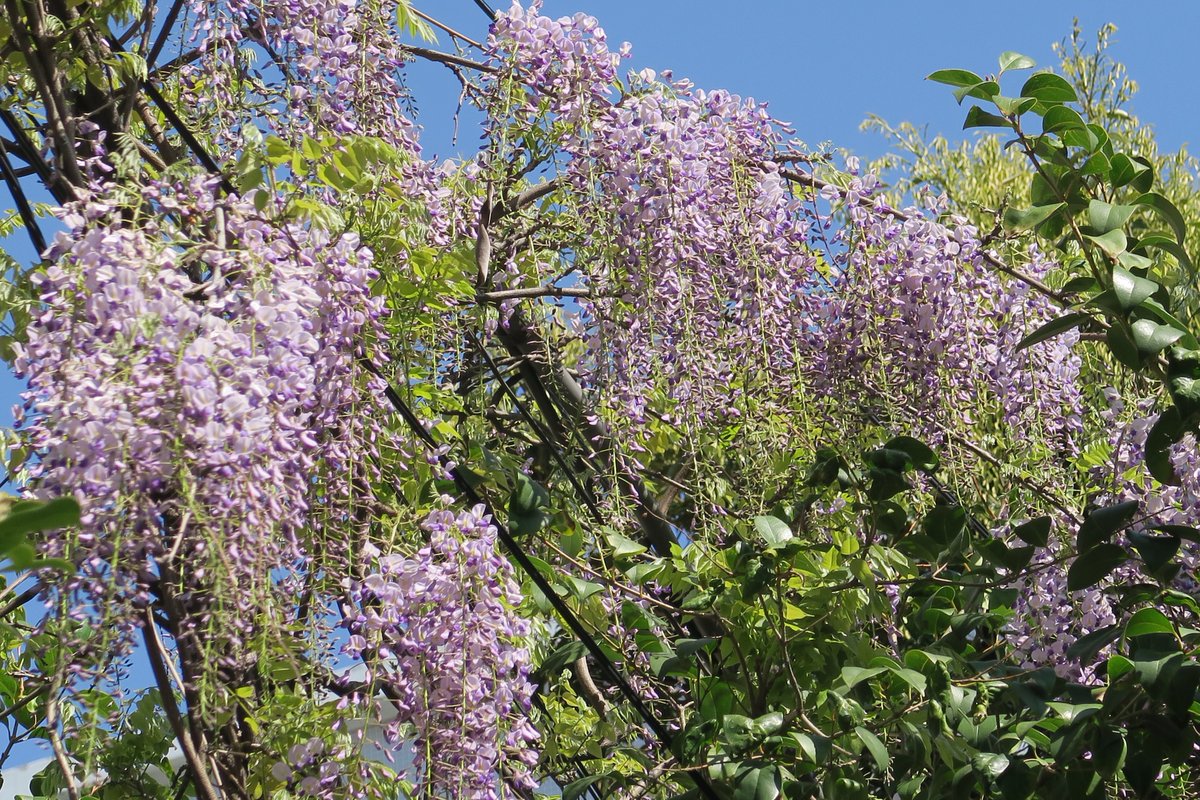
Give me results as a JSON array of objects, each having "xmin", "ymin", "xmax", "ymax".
[
  {"xmin": 478, "ymin": 285, "xmax": 590, "ymax": 301},
  {"xmin": 46, "ymin": 692, "xmax": 82, "ymax": 800},
  {"xmin": 142, "ymin": 607, "xmax": 223, "ymax": 800}
]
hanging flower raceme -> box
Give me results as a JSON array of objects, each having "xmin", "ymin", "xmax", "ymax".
[
  {"xmin": 185, "ymin": 0, "xmax": 420, "ymax": 150},
  {"xmin": 485, "ymin": 4, "xmax": 1083, "ymax": 469},
  {"xmin": 14, "ymin": 175, "xmax": 391, "ymax": 663},
  {"xmin": 346, "ymin": 505, "xmax": 539, "ymax": 799},
  {"xmin": 814, "ymin": 190, "xmax": 1084, "ymax": 454}
]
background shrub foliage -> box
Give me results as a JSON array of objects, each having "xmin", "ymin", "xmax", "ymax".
[{"xmin": 0, "ymin": 1, "xmax": 1197, "ymax": 798}]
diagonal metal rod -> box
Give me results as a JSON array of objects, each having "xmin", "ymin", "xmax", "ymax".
[
  {"xmin": 364, "ymin": 358, "xmax": 722, "ymax": 800},
  {"xmin": 147, "ymin": 0, "xmax": 187, "ymax": 68},
  {"xmin": 0, "ymin": 139, "xmax": 48, "ymax": 255},
  {"xmin": 472, "ymin": 0, "xmax": 497, "ymax": 22}
]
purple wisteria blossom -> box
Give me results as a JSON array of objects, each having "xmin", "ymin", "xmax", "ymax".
[
  {"xmin": 15, "ymin": 175, "xmax": 391, "ymax": 662},
  {"xmin": 346, "ymin": 505, "xmax": 539, "ymax": 798}
]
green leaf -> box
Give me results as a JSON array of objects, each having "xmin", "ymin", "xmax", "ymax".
[
  {"xmin": 1088, "ymin": 200, "xmax": 1138, "ymax": 235},
  {"xmin": 927, "ymin": 69, "xmax": 985, "ymax": 88},
  {"xmin": 993, "ymin": 95, "xmax": 1037, "ymax": 116},
  {"xmin": 1133, "ymin": 234, "xmax": 1194, "ymax": 276},
  {"xmin": 1125, "ymin": 608, "xmax": 1174, "ymax": 639},
  {"xmin": 753, "ymin": 515, "xmax": 793, "ymax": 549},
  {"xmin": 1066, "ymin": 625, "xmax": 1120, "ymax": 662},
  {"xmin": 1106, "ymin": 325, "xmax": 1143, "ymax": 370},
  {"xmin": 562, "ymin": 774, "xmax": 608, "ymax": 800},
  {"xmin": 1080, "ymin": 152, "xmax": 1111, "ymax": 176},
  {"xmin": 1016, "ymin": 312, "xmax": 1091, "ymax": 351},
  {"xmin": 1063, "ymin": 126, "xmax": 1101, "ymax": 152},
  {"xmin": 980, "ymin": 540, "xmax": 1035, "ymax": 571},
  {"xmin": 1087, "ymin": 228, "xmax": 1127, "ymax": 258},
  {"xmin": 1133, "ymin": 192, "xmax": 1189, "ymax": 245},
  {"xmin": 607, "ymin": 532, "xmax": 647, "ymax": 558},
  {"xmin": 1078, "ymin": 501, "xmax": 1139, "ymax": 549},
  {"xmin": 735, "ymin": 766, "xmax": 781, "ymax": 800},
  {"xmin": 723, "ymin": 714, "xmax": 758, "ymax": 748},
  {"xmin": 1020, "ymin": 72, "xmax": 1078, "ymax": 103},
  {"xmin": 1042, "ymin": 104, "xmax": 1085, "ymax": 133},
  {"xmin": 924, "ymin": 506, "xmax": 966, "ymax": 544},
  {"xmin": 1112, "ymin": 266, "xmax": 1159, "ymax": 311},
  {"xmin": 1110, "ymin": 153, "xmax": 1146, "ymax": 188},
  {"xmin": 998, "ymin": 51, "xmax": 1036, "ymax": 73},
  {"xmin": 508, "ymin": 472, "xmax": 549, "ymax": 535},
  {"xmin": 883, "ymin": 436, "xmax": 939, "ymax": 472},
  {"xmin": 953, "ymin": 81, "xmax": 1001, "ymax": 104},
  {"xmin": 786, "ymin": 731, "xmax": 818, "ymax": 762},
  {"xmin": 1012, "ymin": 516, "xmax": 1051, "ymax": 547},
  {"xmin": 1145, "ymin": 407, "xmax": 1186, "ymax": 485},
  {"xmin": 963, "ymin": 106, "xmax": 1010, "ymax": 129},
  {"xmin": 841, "ymin": 666, "xmax": 888, "ymax": 689},
  {"xmin": 1067, "ymin": 544, "xmax": 1127, "ymax": 591},
  {"xmin": 1128, "ymin": 529, "xmax": 1181, "ymax": 572},
  {"xmin": 1131, "ymin": 319, "xmax": 1184, "ymax": 356},
  {"xmin": 855, "ymin": 726, "xmax": 889, "ymax": 772},
  {"xmin": 0, "ymin": 497, "xmax": 80, "ymax": 554},
  {"xmin": 973, "ymin": 752, "xmax": 1010, "ymax": 780},
  {"xmin": 1003, "ymin": 202, "xmax": 1063, "ymax": 231}
]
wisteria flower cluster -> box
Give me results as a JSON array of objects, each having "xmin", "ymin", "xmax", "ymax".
[
  {"xmin": 815, "ymin": 194, "xmax": 1084, "ymax": 454},
  {"xmin": 486, "ymin": 3, "xmax": 1083, "ymax": 465},
  {"xmin": 185, "ymin": 0, "xmax": 420, "ymax": 151},
  {"xmin": 14, "ymin": 175, "xmax": 390, "ymax": 660},
  {"xmin": 346, "ymin": 505, "xmax": 539, "ymax": 798}
]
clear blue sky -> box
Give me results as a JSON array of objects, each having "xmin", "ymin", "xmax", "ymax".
[{"xmin": 2, "ymin": 0, "xmax": 1199, "ymax": 784}]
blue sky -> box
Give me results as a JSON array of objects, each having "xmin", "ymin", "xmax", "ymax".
[{"xmin": 2, "ymin": 0, "xmax": 1200, "ymax": 785}]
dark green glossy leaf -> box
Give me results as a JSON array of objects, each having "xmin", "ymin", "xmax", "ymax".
[
  {"xmin": 1131, "ymin": 319, "xmax": 1184, "ymax": 356},
  {"xmin": 1080, "ymin": 153, "xmax": 1111, "ymax": 176},
  {"xmin": 1125, "ymin": 608, "xmax": 1174, "ymax": 639},
  {"xmin": 1065, "ymin": 624, "xmax": 1120, "ymax": 662},
  {"xmin": 855, "ymin": 727, "xmax": 889, "ymax": 772},
  {"xmin": 1146, "ymin": 406, "xmax": 1186, "ymax": 485},
  {"xmin": 927, "ymin": 69, "xmax": 985, "ymax": 88},
  {"xmin": 562, "ymin": 774, "xmax": 608, "ymax": 800},
  {"xmin": 973, "ymin": 753, "xmax": 1010, "ymax": 780},
  {"xmin": 1133, "ymin": 233, "xmax": 1194, "ymax": 275},
  {"xmin": 1134, "ymin": 192, "xmax": 1189, "ymax": 245},
  {"xmin": 1128, "ymin": 530, "xmax": 1181, "ymax": 573},
  {"xmin": 1063, "ymin": 126, "xmax": 1100, "ymax": 152},
  {"xmin": 1003, "ymin": 202, "xmax": 1063, "ymax": 231},
  {"xmin": 1067, "ymin": 543, "xmax": 1127, "ymax": 590},
  {"xmin": 1087, "ymin": 228, "xmax": 1127, "ymax": 258},
  {"xmin": 979, "ymin": 540, "xmax": 1035, "ymax": 571},
  {"xmin": 1110, "ymin": 153, "xmax": 1146, "ymax": 188},
  {"xmin": 1106, "ymin": 324, "xmax": 1143, "ymax": 370},
  {"xmin": 1088, "ymin": 200, "xmax": 1137, "ymax": 235},
  {"xmin": 883, "ymin": 436, "xmax": 939, "ymax": 472},
  {"xmin": 963, "ymin": 106, "xmax": 1011, "ymax": 129},
  {"xmin": 993, "ymin": 95, "xmax": 1037, "ymax": 116},
  {"xmin": 753, "ymin": 515, "xmax": 793, "ymax": 549},
  {"xmin": 1078, "ymin": 500, "xmax": 1139, "ymax": 549},
  {"xmin": 1012, "ymin": 516, "xmax": 1051, "ymax": 547},
  {"xmin": 735, "ymin": 766, "xmax": 781, "ymax": 800},
  {"xmin": 1042, "ymin": 105, "xmax": 1084, "ymax": 134},
  {"xmin": 924, "ymin": 505, "xmax": 966, "ymax": 544},
  {"xmin": 1015, "ymin": 312, "xmax": 1091, "ymax": 351},
  {"xmin": 1020, "ymin": 72, "xmax": 1077, "ymax": 103},
  {"xmin": 953, "ymin": 81, "xmax": 1000, "ymax": 104}
]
